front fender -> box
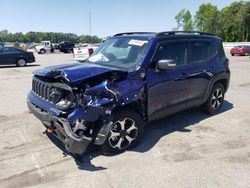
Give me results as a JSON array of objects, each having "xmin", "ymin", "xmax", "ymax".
[{"xmin": 86, "ymin": 79, "xmax": 146, "ymax": 106}]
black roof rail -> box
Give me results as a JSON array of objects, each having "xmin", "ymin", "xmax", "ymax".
[
  {"xmin": 114, "ymin": 32, "xmax": 156, "ymax": 36},
  {"xmin": 156, "ymin": 31, "xmax": 215, "ymax": 37}
]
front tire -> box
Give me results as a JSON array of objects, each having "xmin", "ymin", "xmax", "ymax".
[
  {"xmin": 101, "ymin": 109, "xmax": 144, "ymax": 154},
  {"xmin": 40, "ymin": 49, "xmax": 46, "ymax": 54},
  {"xmin": 203, "ymin": 83, "xmax": 225, "ymax": 115},
  {"xmin": 16, "ymin": 58, "xmax": 26, "ymax": 67}
]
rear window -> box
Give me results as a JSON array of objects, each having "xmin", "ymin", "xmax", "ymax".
[{"xmin": 190, "ymin": 41, "xmax": 217, "ymax": 63}]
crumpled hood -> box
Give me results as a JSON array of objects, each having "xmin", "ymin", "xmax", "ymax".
[{"xmin": 34, "ymin": 63, "xmax": 115, "ymax": 83}]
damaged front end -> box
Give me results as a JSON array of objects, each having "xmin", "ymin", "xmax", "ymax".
[{"xmin": 27, "ymin": 64, "xmax": 146, "ymax": 156}]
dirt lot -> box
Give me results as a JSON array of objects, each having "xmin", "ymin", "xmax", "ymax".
[{"xmin": 0, "ymin": 51, "xmax": 250, "ymax": 188}]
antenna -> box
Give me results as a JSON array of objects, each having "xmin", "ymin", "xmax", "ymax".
[{"xmin": 88, "ymin": 0, "xmax": 92, "ymax": 42}]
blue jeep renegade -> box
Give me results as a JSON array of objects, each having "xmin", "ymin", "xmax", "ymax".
[{"xmin": 27, "ymin": 31, "xmax": 230, "ymax": 156}]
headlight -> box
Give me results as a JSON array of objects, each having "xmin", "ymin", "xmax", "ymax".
[{"xmin": 50, "ymin": 88, "xmax": 75, "ymax": 110}]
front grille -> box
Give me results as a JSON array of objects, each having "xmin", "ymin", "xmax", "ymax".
[{"xmin": 32, "ymin": 77, "xmax": 54, "ymax": 103}]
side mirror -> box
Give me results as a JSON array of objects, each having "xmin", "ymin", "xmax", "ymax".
[{"xmin": 156, "ymin": 59, "xmax": 176, "ymax": 71}]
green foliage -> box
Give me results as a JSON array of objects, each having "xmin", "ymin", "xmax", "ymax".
[
  {"xmin": 0, "ymin": 31, "xmax": 102, "ymax": 43},
  {"xmin": 175, "ymin": 1, "xmax": 250, "ymax": 42},
  {"xmin": 194, "ymin": 3, "xmax": 219, "ymax": 34},
  {"xmin": 175, "ymin": 9, "xmax": 194, "ymax": 31},
  {"xmin": 218, "ymin": 1, "xmax": 250, "ymax": 41}
]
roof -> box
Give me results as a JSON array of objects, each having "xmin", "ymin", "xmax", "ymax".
[{"xmin": 113, "ymin": 31, "xmax": 219, "ymax": 39}]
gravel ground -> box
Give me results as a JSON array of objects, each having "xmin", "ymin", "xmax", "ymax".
[{"xmin": 0, "ymin": 51, "xmax": 250, "ymax": 188}]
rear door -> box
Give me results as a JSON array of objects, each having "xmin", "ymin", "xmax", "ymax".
[
  {"xmin": 147, "ymin": 40, "xmax": 191, "ymax": 121},
  {"xmin": 185, "ymin": 40, "xmax": 217, "ymax": 106}
]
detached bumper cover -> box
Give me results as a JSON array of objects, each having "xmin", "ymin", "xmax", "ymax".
[
  {"xmin": 27, "ymin": 99, "xmax": 92, "ymax": 155},
  {"xmin": 54, "ymin": 117, "xmax": 92, "ymax": 155}
]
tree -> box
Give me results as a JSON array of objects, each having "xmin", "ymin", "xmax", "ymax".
[
  {"xmin": 194, "ymin": 3, "xmax": 219, "ymax": 34},
  {"xmin": 0, "ymin": 30, "xmax": 102, "ymax": 43},
  {"xmin": 217, "ymin": 1, "xmax": 250, "ymax": 41},
  {"xmin": 174, "ymin": 1, "xmax": 250, "ymax": 42},
  {"xmin": 175, "ymin": 9, "xmax": 194, "ymax": 31}
]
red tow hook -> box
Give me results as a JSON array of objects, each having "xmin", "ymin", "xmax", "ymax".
[{"xmin": 47, "ymin": 127, "xmax": 54, "ymax": 134}]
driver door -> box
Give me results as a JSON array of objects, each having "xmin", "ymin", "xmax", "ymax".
[{"xmin": 147, "ymin": 41, "xmax": 191, "ymax": 121}]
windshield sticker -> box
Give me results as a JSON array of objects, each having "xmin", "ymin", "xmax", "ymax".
[{"xmin": 128, "ymin": 39, "xmax": 148, "ymax": 46}]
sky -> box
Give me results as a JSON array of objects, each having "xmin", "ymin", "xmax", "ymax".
[{"xmin": 0, "ymin": 0, "xmax": 239, "ymax": 37}]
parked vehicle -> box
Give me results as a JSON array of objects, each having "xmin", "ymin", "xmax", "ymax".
[
  {"xmin": 230, "ymin": 45, "xmax": 250, "ymax": 56},
  {"xmin": 27, "ymin": 31, "xmax": 230, "ymax": 157},
  {"xmin": 14, "ymin": 43, "xmax": 28, "ymax": 51},
  {"xmin": 73, "ymin": 44, "xmax": 99, "ymax": 62},
  {"xmin": 58, "ymin": 41, "xmax": 75, "ymax": 53},
  {"xmin": 35, "ymin": 41, "xmax": 54, "ymax": 54},
  {"xmin": 0, "ymin": 47, "xmax": 35, "ymax": 66},
  {"xmin": 52, "ymin": 43, "xmax": 60, "ymax": 50}
]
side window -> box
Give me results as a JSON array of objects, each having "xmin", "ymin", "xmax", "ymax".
[
  {"xmin": 153, "ymin": 43, "xmax": 188, "ymax": 67},
  {"xmin": 191, "ymin": 41, "xmax": 217, "ymax": 63},
  {"xmin": 2, "ymin": 47, "xmax": 19, "ymax": 53}
]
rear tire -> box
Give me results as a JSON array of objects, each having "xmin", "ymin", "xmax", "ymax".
[
  {"xmin": 203, "ymin": 83, "xmax": 225, "ymax": 115},
  {"xmin": 101, "ymin": 109, "xmax": 144, "ymax": 155},
  {"xmin": 231, "ymin": 53, "xmax": 234, "ymax": 56},
  {"xmin": 16, "ymin": 58, "xmax": 26, "ymax": 67}
]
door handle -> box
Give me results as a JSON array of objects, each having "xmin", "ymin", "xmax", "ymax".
[{"xmin": 203, "ymin": 69, "xmax": 214, "ymax": 77}]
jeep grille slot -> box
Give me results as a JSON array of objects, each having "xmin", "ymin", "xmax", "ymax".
[{"xmin": 32, "ymin": 77, "xmax": 53, "ymax": 103}]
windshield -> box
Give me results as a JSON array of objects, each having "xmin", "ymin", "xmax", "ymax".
[{"xmin": 88, "ymin": 37, "xmax": 150, "ymax": 71}]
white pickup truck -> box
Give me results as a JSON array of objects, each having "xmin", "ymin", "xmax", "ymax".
[
  {"xmin": 73, "ymin": 44, "xmax": 99, "ymax": 62},
  {"xmin": 35, "ymin": 41, "xmax": 54, "ymax": 54}
]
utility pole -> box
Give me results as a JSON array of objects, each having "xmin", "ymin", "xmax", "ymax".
[{"xmin": 89, "ymin": 12, "xmax": 92, "ymax": 43}]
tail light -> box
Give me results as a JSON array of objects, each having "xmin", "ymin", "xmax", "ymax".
[{"xmin": 88, "ymin": 48, "xmax": 94, "ymax": 56}]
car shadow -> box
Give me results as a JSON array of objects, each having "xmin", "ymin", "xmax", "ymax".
[
  {"xmin": 46, "ymin": 100, "xmax": 233, "ymax": 171},
  {"xmin": 46, "ymin": 132, "xmax": 107, "ymax": 171},
  {"xmin": 0, "ymin": 64, "xmax": 40, "ymax": 69},
  {"xmin": 133, "ymin": 100, "xmax": 233, "ymax": 153}
]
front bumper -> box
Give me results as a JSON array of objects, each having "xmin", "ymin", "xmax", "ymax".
[{"xmin": 27, "ymin": 99, "xmax": 92, "ymax": 155}]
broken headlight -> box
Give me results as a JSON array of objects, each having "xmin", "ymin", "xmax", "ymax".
[{"xmin": 50, "ymin": 88, "xmax": 75, "ymax": 110}]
